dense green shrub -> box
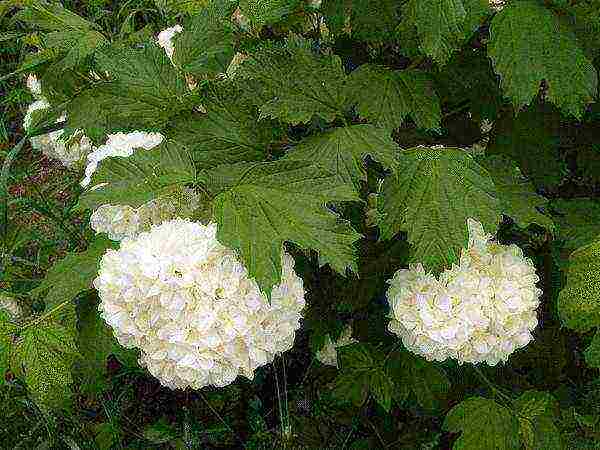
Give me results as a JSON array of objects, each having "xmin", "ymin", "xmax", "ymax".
[{"xmin": 1, "ymin": 0, "xmax": 600, "ymax": 448}]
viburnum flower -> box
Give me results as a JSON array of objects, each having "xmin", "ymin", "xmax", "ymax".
[
  {"xmin": 386, "ymin": 219, "xmax": 541, "ymax": 366},
  {"xmin": 90, "ymin": 188, "xmax": 202, "ymax": 241},
  {"xmin": 315, "ymin": 324, "xmax": 357, "ymax": 368},
  {"xmin": 26, "ymin": 74, "xmax": 42, "ymax": 98},
  {"xmin": 90, "ymin": 204, "xmax": 141, "ymax": 241},
  {"xmin": 81, "ymin": 131, "xmax": 164, "ymax": 187},
  {"xmin": 157, "ymin": 25, "xmax": 183, "ymax": 61},
  {"xmin": 0, "ymin": 294, "xmax": 23, "ymax": 320},
  {"xmin": 489, "ymin": 0, "xmax": 506, "ymax": 12},
  {"xmin": 23, "ymin": 76, "xmax": 93, "ymax": 168},
  {"xmin": 94, "ymin": 219, "xmax": 306, "ymax": 389}
]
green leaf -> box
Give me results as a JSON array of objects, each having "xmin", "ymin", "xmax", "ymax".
[
  {"xmin": 385, "ymin": 351, "xmax": 450, "ymax": 411},
  {"xmin": 239, "ymin": 0, "xmax": 301, "ymax": 28},
  {"xmin": 74, "ymin": 294, "xmax": 121, "ymax": 396},
  {"xmin": 369, "ymin": 369, "xmax": 394, "ymax": 413},
  {"xmin": 558, "ymin": 238, "xmax": 600, "ymax": 332},
  {"xmin": 551, "ymin": 198, "xmax": 600, "ymax": 251},
  {"xmin": 17, "ymin": 3, "xmax": 99, "ymax": 32},
  {"xmin": 434, "ymin": 51, "xmax": 503, "ymax": 122},
  {"xmin": 173, "ymin": 7, "xmax": 234, "ymax": 78},
  {"xmin": 486, "ymin": 103, "xmax": 563, "ymax": 189},
  {"xmin": 154, "ymin": 0, "xmax": 210, "ymax": 15},
  {"xmin": 67, "ymin": 45, "xmax": 189, "ymax": 142},
  {"xmin": 97, "ymin": 45, "xmax": 188, "ymax": 104},
  {"xmin": 283, "ymin": 124, "xmax": 398, "ymax": 187},
  {"xmin": 66, "ymin": 84, "xmax": 168, "ymax": 144},
  {"xmin": 0, "ymin": 311, "xmax": 17, "ymax": 387},
  {"xmin": 349, "ymin": 0, "xmax": 402, "ymax": 42},
  {"xmin": 404, "ymin": 0, "xmax": 467, "ymax": 65},
  {"xmin": 16, "ymin": 322, "xmax": 78, "ymax": 410},
  {"xmin": 238, "ymin": 35, "xmax": 347, "ymax": 124},
  {"xmin": 379, "ymin": 146, "xmax": 501, "ymax": 273},
  {"xmin": 94, "ymin": 422, "xmax": 122, "ymax": 450},
  {"xmin": 515, "ymin": 391, "xmax": 562, "ymax": 450},
  {"xmin": 567, "ymin": 1, "xmax": 600, "ymax": 60},
  {"xmin": 584, "ymin": 331, "xmax": 600, "ymax": 369},
  {"xmin": 479, "ymin": 155, "xmax": 554, "ymax": 232},
  {"xmin": 333, "ymin": 343, "xmax": 393, "ymax": 412},
  {"xmin": 345, "ymin": 64, "xmax": 442, "ymax": 132},
  {"xmin": 515, "ymin": 390, "xmax": 557, "ymax": 420},
  {"xmin": 332, "ymin": 372, "xmax": 370, "ymax": 408},
  {"xmin": 45, "ymin": 29, "xmax": 108, "ymax": 69},
  {"xmin": 487, "ymin": 1, "xmax": 598, "ymax": 118},
  {"xmin": 143, "ymin": 417, "xmax": 179, "ymax": 444},
  {"xmin": 170, "ymin": 86, "xmax": 275, "ymax": 169},
  {"xmin": 78, "ymin": 140, "xmax": 196, "ymax": 211},
  {"xmin": 31, "ymin": 237, "xmax": 115, "ymax": 329},
  {"xmin": 206, "ymin": 159, "xmax": 361, "ymax": 296},
  {"xmin": 444, "ymin": 397, "xmax": 520, "ymax": 450}
]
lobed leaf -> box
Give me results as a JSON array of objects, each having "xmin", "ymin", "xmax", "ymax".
[
  {"xmin": 558, "ymin": 237, "xmax": 600, "ymax": 333},
  {"xmin": 443, "ymin": 397, "xmax": 520, "ymax": 450},
  {"xmin": 78, "ymin": 140, "xmax": 196, "ymax": 211},
  {"xmin": 237, "ymin": 35, "xmax": 348, "ymax": 125},
  {"xmin": 378, "ymin": 146, "xmax": 501, "ymax": 273},
  {"xmin": 488, "ymin": 1, "xmax": 598, "ymax": 118},
  {"xmin": 283, "ymin": 124, "xmax": 399, "ymax": 188},
  {"xmin": 345, "ymin": 64, "xmax": 442, "ymax": 132},
  {"xmin": 16, "ymin": 322, "xmax": 78, "ymax": 411},
  {"xmin": 479, "ymin": 155, "xmax": 554, "ymax": 232},
  {"xmin": 205, "ymin": 159, "xmax": 361, "ymax": 296}
]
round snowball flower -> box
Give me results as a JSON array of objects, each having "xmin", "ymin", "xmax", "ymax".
[
  {"xmin": 386, "ymin": 218, "xmax": 541, "ymax": 366},
  {"xmin": 94, "ymin": 219, "xmax": 305, "ymax": 389},
  {"xmin": 315, "ymin": 324, "xmax": 357, "ymax": 368}
]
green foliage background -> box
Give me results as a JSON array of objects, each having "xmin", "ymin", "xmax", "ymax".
[{"xmin": 1, "ymin": 0, "xmax": 600, "ymax": 448}]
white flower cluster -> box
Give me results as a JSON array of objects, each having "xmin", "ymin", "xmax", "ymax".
[
  {"xmin": 157, "ymin": 25, "xmax": 183, "ymax": 62},
  {"xmin": 95, "ymin": 219, "xmax": 306, "ymax": 389},
  {"xmin": 90, "ymin": 204, "xmax": 141, "ymax": 241},
  {"xmin": 387, "ymin": 219, "xmax": 541, "ymax": 366},
  {"xmin": 0, "ymin": 294, "xmax": 23, "ymax": 320},
  {"xmin": 315, "ymin": 324, "xmax": 357, "ymax": 368},
  {"xmin": 82, "ymin": 131, "xmax": 164, "ymax": 187},
  {"xmin": 23, "ymin": 75, "xmax": 92, "ymax": 168},
  {"xmin": 90, "ymin": 189, "xmax": 202, "ymax": 241},
  {"xmin": 489, "ymin": 0, "xmax": 506, "ymax": 12}
]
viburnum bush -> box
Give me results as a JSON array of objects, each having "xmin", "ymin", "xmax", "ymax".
[{"xmin": 1, "ymin": 0, "xmax": 600, "ymax": 448}]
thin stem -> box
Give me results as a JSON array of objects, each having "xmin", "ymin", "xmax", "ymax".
[
  {"xmin": 383, "ymin": 341, "xmax": 403, "ymax": 364},
  {"xmin": 273, "ymin": 358, "xmax": 287, "ymax": 447},
  {"xmin": 472, "ymin": 365, "xmax": 514, "ymax": 406},
  {"xmin": 19, "ymin": 298, "xmax": 73, "ymax": 332},
  {"xmin": 366, "ymin": 416, "xmax": 387, "ymax": 449},
  {"xmin": 300, "ymin": 357, "xmax": 315, "ymax": 386},
  {"xmin": 198, "ymin": 391, "xmax": 243, "ymax": 445},
  {"xmin": 282, "ymin": 354, "xmax": 290, "ymax": 438},
  {"xmin": 1, "ymin": 137, "xmax": 27, "ymax": 241}
]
